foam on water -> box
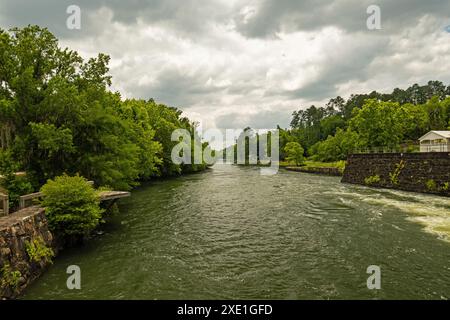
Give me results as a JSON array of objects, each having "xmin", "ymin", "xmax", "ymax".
[{"xmin": 335, "ymin": 187, "xmax": 450, "ymax": 241}]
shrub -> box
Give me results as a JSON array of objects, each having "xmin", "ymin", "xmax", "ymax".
[
  {"xmin": 389, "ymin": 160, "xmax": 405, "ymax": 186},
  {"xmin": 40, "ymin": 174, "xmax": 104, "ymax": 237},
  {"xmin": 335, "ymin": 160, "xmax": 346, "ymax": 171},
  {"xmin": 425, "ymin": 179, "xmax": 437, "ymax": 191},
  {"xmin": 25, "ymin": 236, "xmax": 54, "ymax": 264},
  {"xmin": 0, "ymin": 264, "xmax": 22, "ymax": 289},
  {"xmin": 405, "ymin": 144, "xmax": 419, "ymax": 153},
  {"xmin": 442, "ymin": 182, "xmax": 450, "ymax": 191},
  {"xmin": 364, "ymin": 175, "xmax": 381, "ymax": 186}
]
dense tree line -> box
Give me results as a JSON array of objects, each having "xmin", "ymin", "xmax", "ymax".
[
  {"xmin": 0, "ymin": 26, "xmax": 208, "ymax": 203},
  {"xmin": 2, "ymin": 26, "xmax": 450, "ymax": 193},
  {"xmin": 224, "ymin": 82, "xmax": 450, "ymax": 165},
  {"xmin": 285, "ymin": 81, "xmax": 450, "ymax": 162}
]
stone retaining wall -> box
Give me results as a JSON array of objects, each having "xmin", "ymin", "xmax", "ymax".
[
  {"xmin": 342, "ymin": 153, "xmax": 450, "ymax": 196},
  {"xmin": 0, "ymin": 206, "xmax": 55, "ymax": 299}
]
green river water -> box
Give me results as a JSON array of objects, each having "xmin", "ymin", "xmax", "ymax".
[{"xmin": 23, "ymin": 164, "xmax": 450, "ymax": 299}]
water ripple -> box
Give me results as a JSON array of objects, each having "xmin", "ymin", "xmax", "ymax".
[{"xmin": 22, "ymin": 165, "xmax": 450, "ymax": 300}]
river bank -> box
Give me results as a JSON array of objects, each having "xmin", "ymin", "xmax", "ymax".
[
  {"xmin": 284, "ymin": 166, "xmax": 342, "ymax": 176},
  {"xmin": 282, "ymin": 160, "xmax": 345, "ymax": 176},
  {"xmin": 0, "ymin": 207, "xmax": 54, "ymax": 299},
  {"xmin": 0, "ymin": 167, "xmax": 211, "ymax": 299}
]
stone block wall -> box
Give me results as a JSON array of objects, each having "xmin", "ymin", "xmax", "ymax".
[
  {"xmin": 342, "ymin": 152, "xmax": 450, "ymax": 196},
  {"xmin": 0, "ymin": 206, "xmax": 55, "ymax": 299}
]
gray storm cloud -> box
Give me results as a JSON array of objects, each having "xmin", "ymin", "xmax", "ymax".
[{"xmin": 1, "ymin": 0, "xmax": 450, "ymax": 129}]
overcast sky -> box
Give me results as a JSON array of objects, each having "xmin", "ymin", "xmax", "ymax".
[{"xmin": 1, "ymin": 0, "xmax": 450, "ymax": 130}]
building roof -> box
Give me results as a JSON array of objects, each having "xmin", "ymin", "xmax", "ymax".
[{"xmin": 419, "ymin": 131, "xmax": 450, "ymax": 140}]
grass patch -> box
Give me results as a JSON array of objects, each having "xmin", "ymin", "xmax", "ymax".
[
  {"xmin": 303, "ymin": 160, "xmax": 346, "ymax": 170},
  {"xmin": 364, "ymin": 175, "xmax": 381, "ymax": 186},
  {"xmin": 281, "ymin": 160, "xmax": 346, "ymax": 173}
]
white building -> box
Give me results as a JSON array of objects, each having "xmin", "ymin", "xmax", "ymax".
[{"xmin": 419, "ymin": 131, "xmax": 450, "ymax": 152}]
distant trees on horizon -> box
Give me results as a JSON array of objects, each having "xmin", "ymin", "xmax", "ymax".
[{"xmin": 283, "ymin": 81, "xmax": 450, "ymax": 162}]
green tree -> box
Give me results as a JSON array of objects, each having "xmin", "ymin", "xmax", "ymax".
[
  {"xmin": 284, "ymin": 142, "xmax": 304, "ymax": 166},
  {"xmin": 310, "ymin": 129, "xmax": 360, "ymax": 162},
  {"xmin": 0, "ymin": 25, "xmax": 209, "ymax": 191},
  {"xmin": 0, "ymin": 149, "xmax": 33, "ymax": 209},
  {"xmin": 349, "ymin": 99, "xmax": 406, "ymax": 149},
  {"xmin": 424, "ymin": 96, "xmax": 447, "ymax": 131},
  {"xmin": 320, "ymin": 115, "xmax": 346, "ymax": 139}
]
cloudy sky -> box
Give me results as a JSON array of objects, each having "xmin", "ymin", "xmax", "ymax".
[{"xmin": 1, "ymin": 0, "xmax": 450, "ymax": 130}]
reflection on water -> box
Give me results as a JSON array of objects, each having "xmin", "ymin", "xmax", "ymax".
[{"xmin": 23, "ymin": 164, "xmax": 450, "ymax": 300}]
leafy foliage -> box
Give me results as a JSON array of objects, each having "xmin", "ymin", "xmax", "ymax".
[
  {"xmin": 0, "ymin": 150, "xmax": 34, "ymax": 209},
  {"xmin": 284, "ymin": 142, "xmax": 304, "ymax": 166},
  {"xmin": 286, "ymin": 82, "xmax": 450, "ymax": 162},
  {"xmin": 0, "ymin": 26, "xmax": 209, "ymax": 193},
  {"xmin": 25, "ymin": 236, "xmax": 54, "ymax": 264},
  {"xmin": 0, "ymin": 264, "xmax": 21, "ymax": 289},
  {"xmin": 40, "ymin": 175, "xmax": 103, "ymax": 237},
  {"xmin": 425, "ymin": 179, "xmax": 437, "ymax": 191},
  {"xmin": 309, "ymin": 129, "xmax": 360, "ymax": 162},
  {"xmin": 364, "ymin": 175, "xmax": 381, "ymax": 186},
  {"xmin": 389, "ymin": 160, "xmax": 405, "ymax": 186}
]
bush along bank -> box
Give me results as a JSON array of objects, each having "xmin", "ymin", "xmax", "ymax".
[
  {"xmin": 0, "ymin": 25, "xmax": 212, "ymax": 299},
  {"xmin": 0, "ymin": 175, "xmax": 120, "ymax": 299}
]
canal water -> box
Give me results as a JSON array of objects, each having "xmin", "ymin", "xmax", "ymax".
[{"xmin": 23, "ymin": 164, "xmax": 450, "ymax": 299}]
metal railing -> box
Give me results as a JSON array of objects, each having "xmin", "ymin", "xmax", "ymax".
[
  {"xmin": 352, "ymin": 145, "xmax": 420, "ymax": 154},
  {"xmin": 351, "ymin": 143, "xmax": 450, "ymax": 154},
  {"xmin": 419, "ymin": 143, "xmax": 450, "ymax": 152}
]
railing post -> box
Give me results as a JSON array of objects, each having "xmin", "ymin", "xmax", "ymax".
[
  {"xmin": 19, "ymin": 197, "xmax": 25, "ymax": 210},
  {"xmin": 0, "ymin": 193, "xmax": 8, "ymax": 216}
]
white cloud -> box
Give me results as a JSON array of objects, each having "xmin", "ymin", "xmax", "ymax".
[{"xmin": 2, "ymin": 0, "xmax": 450, "ymax": 130}]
